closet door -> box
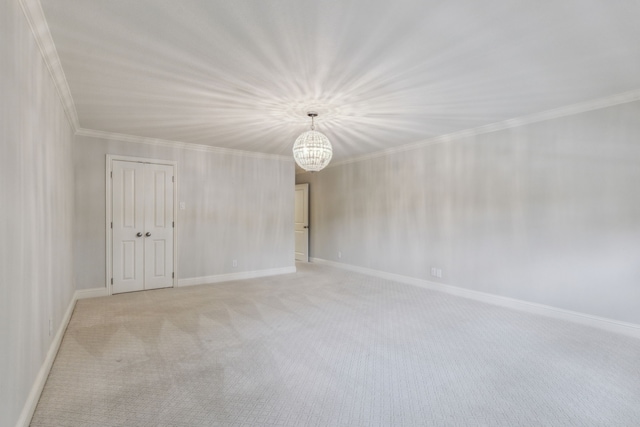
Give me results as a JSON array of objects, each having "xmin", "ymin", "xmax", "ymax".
[
  {"xmin": 112, "ymin": 161, "xmax": 146, "ymax": 294},
  {"xmin": 111, "ymin": 160, "xmax": 174, "ymax": 294},
  {"xmin": 143, "ymin": 163, "xmax": 174, "ymax": 290}
]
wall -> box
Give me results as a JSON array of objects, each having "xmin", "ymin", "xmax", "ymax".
[
  {"xmin": 0, "ymin": 0, "xmax": 76, "ymax": 425},
  {"xmin": 73, "ymin": 134, "xmax": 295, "ymax": 290},
  {"xmin": 298, "ymin": 100, "xmax": 640, "ymax": 325}
]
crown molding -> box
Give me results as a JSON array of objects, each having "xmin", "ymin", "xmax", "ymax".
[
  {"xmin": 328, "ymin": 89, "xmax": 640, "ymax": 169},
  {"xmin": 75, "ymin": 128, "xmax": 293, "ymax": 161},
  {"xmin": 19, "ymin": 0, "xmax": 79, "ymax": 131},
  {"xmin": 17, "ymin": 0, "xmax": 640, "ymax": 167}
]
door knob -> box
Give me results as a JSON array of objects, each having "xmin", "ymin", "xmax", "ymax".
[
  {"xmin": 145, "ymin": 232, "xmax": 151, "ymax": 237},
  {"xmin": 304, "ymin": 226, "xmax": 309, "ymax": 229},
  {"xmin": 136, "ymin": 232, "xmax": 143, "ymax": 237}
]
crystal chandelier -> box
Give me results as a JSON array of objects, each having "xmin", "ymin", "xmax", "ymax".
[{"xmin": 293, "ymin": 112, "xmax": 333, "ymax": 172}]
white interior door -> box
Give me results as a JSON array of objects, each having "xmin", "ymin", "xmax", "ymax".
[
  {"xmin": 112, "ymin": 160, "xmax": 174, "ymax": 294},
  {"xmin": 112, "ymin": 161, "xmax": 145, "ymax": 293},
  {"xmin": 144, "ymin": 164, "xmax": 174, "ymax": 290},
  {"xmin": 295, "ymin": 183, "xmax": 309, "ymax": 262}
]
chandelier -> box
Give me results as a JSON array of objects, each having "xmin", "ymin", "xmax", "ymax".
[{"xmin": 293, "ymin": 112, "xmax": 333, "ymax": 172}]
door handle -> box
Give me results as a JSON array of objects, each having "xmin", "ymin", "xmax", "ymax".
[
  {"xmin": 304, "ymin": 226, "xmax": 309, "ymax": 229},
  {"xmin": 145, "ymin": 232, "xmax": 151, "ymax": 237},
  {"xmin": 136, "ymin": 232, "xmax": 143, "ymax": 237}
]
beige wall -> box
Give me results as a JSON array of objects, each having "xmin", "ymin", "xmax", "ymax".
[
  {"xmin": 298, "ymin": 100, "xmax": 640, "ymax": 324},
  {"xmin": 73, "ymin": 135, "xmax": 295, "ymax": 290},
  {"xmin": 0, "ymin": 1, "xmax": 76, "ymax": 425}
]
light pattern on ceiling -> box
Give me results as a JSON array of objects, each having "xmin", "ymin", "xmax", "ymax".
[{"xmin": 39, "ymin": 0, "xmax": 640, "ymax": 161}]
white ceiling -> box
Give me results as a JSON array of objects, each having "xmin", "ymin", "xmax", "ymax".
[{"xmin": 40, "ymin": 0, "xmax": 640, "ymax": 161}]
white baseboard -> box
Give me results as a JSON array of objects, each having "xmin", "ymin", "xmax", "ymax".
[
  {"xmin": 178, "ymin": 266, "xmax": 297, "ymax": 287},
  {"xmin": 17, "ymin": 267, "xmax": 298, "ymax": 426},
  {"xmin": 16, "ymin": 285, "xmax": 113, "ymax": 426},
  {"xmin": 16, "ymin": 291, "xmax": 76, "ymax": 427},
  {"xmin": 310, "ymin": 258, "xmax": 640, "ymax": 340},
  {"xmin": 75, "ymin": 287, "xmax": 109, "ymax": 299}
]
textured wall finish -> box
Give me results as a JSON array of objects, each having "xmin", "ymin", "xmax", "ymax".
[
  {"xmin": 73, "ymin": 135, "xmax": 295, "ymax": 290},
  {"xmin": 298, "ymin": 100, "xmax": 640, "ymax": 325},
  {"xmin": 0, "ymin": 1, "xmax": 76, "ymax": 425}
]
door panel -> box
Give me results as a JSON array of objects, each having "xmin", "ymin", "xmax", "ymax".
[
  {"xmin": 123, "ymin": 168, "xmax": 136, "ymax": 227},
  {"xmin": 112, "ymin": 161, "xmax": 145, "ymax": 293},
  {"xmin": 121, "ymin": 241, "xmax": 136, "ymax": 279},
  {"xmin": 152, "ymin": 169, "xmax": 166, "ymax": 226},
  {"xmin": 153, "ymin": 241, "xmax": 166, "ymax": 276}
]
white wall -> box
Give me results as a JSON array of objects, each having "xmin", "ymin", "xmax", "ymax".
[
  {"xmin": 298, "ymin": 100, "xmax": 640, "ymax": 325},
  {"xmin": 0, "ymin": 1, "xmax": 76, "ymax": 425},
  {"xmin": 73, "ymin": 134, "xmax": 295, "ymax": 290}
]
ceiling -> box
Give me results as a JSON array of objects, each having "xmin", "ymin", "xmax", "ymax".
[{"xmin": 39, "ymin": 0, "xmax": 640, "ymax": 161}]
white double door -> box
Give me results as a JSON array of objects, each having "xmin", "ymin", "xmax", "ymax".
[{"xmin": 112, "ymin": 160, "xmax": 175, "ymax": 294}]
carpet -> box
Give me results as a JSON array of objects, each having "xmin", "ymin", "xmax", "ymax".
[{"xmin": 31, "ymin": 262, "xmax": 640, "ymax": 426}]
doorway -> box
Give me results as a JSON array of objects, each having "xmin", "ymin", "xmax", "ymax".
[
  {"xmin": 295, "ymin": 183, "xmax": 309, "ymax": 261},
  {"xmin": 107, "ymin": 155, "xmax": 177, "ymax": 294}
]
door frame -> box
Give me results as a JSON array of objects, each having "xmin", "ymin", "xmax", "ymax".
[{"xmin": 105, "ymin": 154, "xmax": 178, "ymax": 295}]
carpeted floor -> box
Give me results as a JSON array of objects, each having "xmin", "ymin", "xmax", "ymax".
[{"xmin": 31, "ymin": 263, "xmax": 640, "ymax": 426}]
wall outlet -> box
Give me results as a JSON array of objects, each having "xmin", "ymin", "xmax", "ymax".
[
  {"xmin": 232, "ymin": 259, "xmax": 238, "ymax": 268},
  {"xmin": 179, "ymin": 201, "xmax": 186, "ymax": 210},
  {"xmin": 338, "ymin": 251, "xmax": 342, "ymax": 259},
  {"xmin": 436, "ymin": 268, "xmax": 442, "ymax": 278},
  {"xmin": 431, "ymin": 267, "xmax": 437, "ymax": 276}
]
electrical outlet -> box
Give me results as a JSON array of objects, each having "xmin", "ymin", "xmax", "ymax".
[
  {"xmin": 338, "ymin": 251, "xmax": 342, "ymax": 259},
  {"xmin": 431, "ymin": 267, "xmax": 437, "ymax": 276},
  {"xmin": 436, "ymin": 269, "xmax": 442, "ymax": 278},
  {"xmin": 232, "ymin": 259, "xmax": 238, "ymax": 268},
  {"xmin": 179, "ymin": 202, "xmax": 186, "ymax": 210}
]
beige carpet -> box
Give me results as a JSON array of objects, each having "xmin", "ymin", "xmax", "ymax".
[{"xmin": 31, "ymin": 263, "xmax": 640, "ymax": 426}]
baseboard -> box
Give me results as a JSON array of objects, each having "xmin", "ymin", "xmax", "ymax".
[
  {"xmin": 310, "ymin": 258, "xmax": 640, "ymax": 340},
  {"xmin": 178, "ymin": 266, "xmax": 297, "ymax": 287},
  {"xmin": 15, "ymin": 267, "xmax": 295, "ymax": 426},
  {"xmin": 16, "ymin": 285, "xmax": 113, "ymax": 426},
  {"xmin": 75, "ymin": 287, "xmax": 109, "ymax": 299},
  {"xmin": 15, "ymin": 292, "xmax": 77, "ymax": 427}
]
